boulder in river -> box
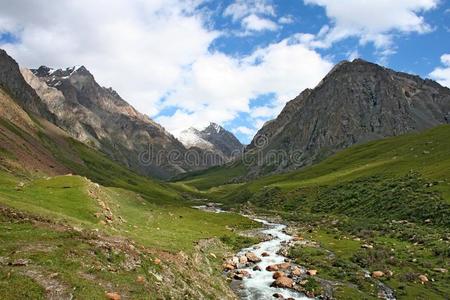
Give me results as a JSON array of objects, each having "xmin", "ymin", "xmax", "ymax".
[
  {"xmin": 239, "ymin": 255, "xmax": 248, "ymax": 264},
  {"xmin": 292, "ymin": 267, "xmax": 302, "ymax": 276},
  {"xmin": 276, "ymin": 262, "xmax": 291, "ymax": 270},
  {"xmin": 273, "ymin": 271, "xmax": 285, "ymax": 279},
  {"xmin": 272, "ymin": 276, "xmax": 294, "ymax": 288},
  {"xmin": 273, "ymin": 293, "xmax": 284, "ymax": 299},
  {"xmin": 245, "ymin": 252, "xmax": 261, "ymax": 263},
  {"xmin": 262, "ymin": 252, "xmax": 270, "ymax": 257},
  {"xmin": 266, "ymin": 264, "xmax": 279, "ymax": 272},
  {"xmin": 253, "ymin": 265, "xmax": 262, "ymax": 271},
  {"xmin": 223, "ymin": 263, "xmax": 235, "ymax": 271}
]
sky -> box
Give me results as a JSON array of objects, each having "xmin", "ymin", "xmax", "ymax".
[{"xmin": 0, "ymin": 0, "xmax": 449, "ymax": 144}]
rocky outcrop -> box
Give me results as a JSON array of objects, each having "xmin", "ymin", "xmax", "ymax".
[
  {"xmin": 246, "ymin": 59, "xmax": 450, "ymax": 177},
  {"xmin": 22, "ymin": 64, "xmax": 191, "ymax": 179},
  {"xmin": 0, "ymin": 49, "xmax": 54, "ymax": 121}
]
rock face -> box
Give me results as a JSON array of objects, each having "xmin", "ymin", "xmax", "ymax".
[
  {"xmin": 178, "ymin": 122, "xmax": 243, "ymax": 164},
  {"xmin": 246, "ymin": 59, "xmax": 450, "ymax": 177},
  {"xmin": 22, "ymin": 65, "xmax": 191, "ymax": 179},
  {"xmin": 0, "ymin": 50, "xmax": 54, "ymax": 121}
]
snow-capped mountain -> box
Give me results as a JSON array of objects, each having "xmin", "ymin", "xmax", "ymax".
[{"xmin": 179, "ymin": 122, "xmax": 243, "ymax": 162}]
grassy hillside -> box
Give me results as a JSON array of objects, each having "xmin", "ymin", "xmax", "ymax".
[
  {"xmin": 175, "ymin": 125, "xmax": 450, "ymax": 299},
  {"xmin": 0, "ymin": 101, "xmax": 259, "ymax": 299}
]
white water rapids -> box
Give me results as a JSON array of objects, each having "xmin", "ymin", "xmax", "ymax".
[{"xmin": 234, "ymin": 218, "xmax": 308, "ymax": 300}]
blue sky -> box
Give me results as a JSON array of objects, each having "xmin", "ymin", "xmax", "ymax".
[{"xmin": 0, "ymin": 0, "xmax": 449, "ymax": 144}]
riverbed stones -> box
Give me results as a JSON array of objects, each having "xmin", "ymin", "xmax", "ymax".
[
  {"xmin": 272, "ymin": 276, "xmax": 294, "ymax": 288},
  {"xmin": 223, "ymin": 263, "xmax": 235, "ymax": 271},
  {"xmin": 276, "ymin": 262, "xmax": 291, "ymax": 270},
  {"xmin": 253, "ymin": 265, "xmax": 262, "ymax": 271},
  {"xmin": 273, "ymin": 271, "xmax": 285, "ymax": 279},
  {"xmin": 245, "ymin": 252, "xmax": 261, "ymax": 263},
  {"xmin": 239, "ymin": 255, "xmax": 248, "ymax": 264},
  {"xmin": 266, "ymin": 264, "xmax": 279, "ymax": 272},
  {"xmin": 292, "ymin": 267, "xmax": 302, "ymax": 276}
]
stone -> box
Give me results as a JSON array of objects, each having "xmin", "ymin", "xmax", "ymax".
[
  {"xmin": 307, "ymin": 269, "xmax": 317, "ymax": 276},
  {"xmin": 245, "ymin": 252, "xmax": 261, "ymax": 263},
  {"xmin": 11, "ymin": 259, "xmax": 29, "ymax": 266},
  {"xmin": 276, "ymin": 262, "xmax": 291, "ymax": 270},
  {"xmin": 253, "ymin": 265, "xmax": 262, "ymax": 271},
  {"xmin": 154, "ymin": 258, "xmax": 161, "ymax": 265},
  {"xmin": 372, "ymin": 271, "xmax": 384, "ymax": 278},
  {"xmin": 223, "ymin": 264, "xmax": 235, "ymax": 271},
  {"xmin": 273, "ymin": 293, "xmax": 284, "ymax": 299},
  {"xmin": 261, "ymin": 252, "xmax": 270, "ymax": 257},
  {"xmin": 105, "ymin": 292, "xmax": 121, "ymax": 300},
  {"xmin": 273, "ymin": 271, "xmax": 285, "ymax": 279},
  {"xmin": 266, "ymin": 264, "xmax": 279, "ymax": 272},
  {"xmin": 292, "ymin": 267, "xmax": 302, "ymax": 276},
  {"xmin": 239, "ymin": 255, "xmax": 248, "ymax": 265},
  {"xmin": 418, "ymin": 274, "xmax": 428, "ymax": 284},
  {"xmin": 272, "ymin": 276, "xmax": 294, "ymax": 289},
  {"xmin": 136, "ymin": 276, "xmax": 145, "ymax": 284},
  {"xmin": 361, "ymin": 244, "xmax": 373, "ymax": 249}
]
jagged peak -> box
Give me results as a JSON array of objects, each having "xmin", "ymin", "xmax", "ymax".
[{"xmin": 32, "ymin": 65, "xmax": 90, "ymax": 78}]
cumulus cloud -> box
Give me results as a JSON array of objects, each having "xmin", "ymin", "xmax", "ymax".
[
  {"xmin": 304, "ymin": 0, "xmax": 439, "ymax": 56},
  {"xmin": 0, "ymin": 0, "xmax": 332, "ymax": 142},
  {"xmin": 0, "ymin": 0, "xmax": 217, "ymax": 116},
  {"xmin": 279, "ymin": 15, "xmax": 295, "ymax": 24},
  {"xmin": 224, "ymin": 0, "xmax": 279, "ymax": 34},
  {"xmin": 430, "ymin": 54, "xmax": 450, "ymax": 87},
  {"xmin": 158, "ymin": 36, "xmax": 333, "ymax": 136},
  {"xmin": 242, "ymin": 14, "xmax": 279, "ymax": 32},
  {"xmin": 224, "ymin": 0, "xmax": 275, "ymax": 21}
]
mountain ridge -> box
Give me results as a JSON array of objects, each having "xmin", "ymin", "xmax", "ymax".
[{"xmin": 245, "ymin": 58, "xmax": 450, "ymax": 177}]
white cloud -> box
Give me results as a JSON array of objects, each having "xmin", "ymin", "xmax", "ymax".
[
  {"xmin": 304, "ymin": 0, "xmax": 438, "ymax": 56},
  {"xmin": 430, "ymin": 54, "xmax": 450, "ymax": 87},
  {"xmin": 224, "ymin": 0, "xmax": 279, "ymax": 34},
  {"xmin": 279, "ymin": 15, "xmax": 295, "ymax": 24},
  {"xmin": 224, "ymin": 0, "xmax": 275, "ymax": 21},
  {"xmin": 242, "ymin": 14, "xmax": 279, "ymax": 32},
  {"xmin": 233, "ymin": 126, "xmax": 256, "ymax": 136},
  {"xmin": 0, "ymin": 0, "xmax": 217, "ymax": 116},
  {"xmin": 0, "ymin": 0, "xmax": 332, "ymax": 142},
  {"xmin": 158, "ymin": 36, "xmax": 333, "ymax": 136}
]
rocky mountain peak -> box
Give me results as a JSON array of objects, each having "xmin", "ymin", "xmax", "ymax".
[
  {"xmin": 246, "ymin": 59, "xmax": 450, "ymax": 177},
  {"xmin": 179, "ymin": 122, "xmax": 243, "ymax": 162}
]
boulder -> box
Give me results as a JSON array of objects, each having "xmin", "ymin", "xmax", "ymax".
[
  {"xmin": 307, "ymin": 269, "xmax": 317, "ymax": 276},
  {"xmin": 272, "ymin": 276, "xmax": 294, "ymax": 288},
  {"xmin": 154, "ymin": 258, "xmax": 161, "ymax": 265},
  {"xmin": 234, "ymin": 273, "xmax": 244, "ymax": 280},
  {"xmin": 372, "ymin": 271, "xmax": 384, "ymax": 278},
  {"xmin": 277, "ymin": 262, "xmax": 291, "ymax": 270},
  {"xmin": 361, "ymin": 244, "xmax": 374, "ymax": 249},
  {"xmin": 223, "ymin": 264, "xmax": 235, "ymax": 271},
  {"xmin": 105, "ymin": 292, "xmax": 121, "ymax": 300},
  {"xmin": 273, "ymin": 293, "xmax": 284, "ymax": 299},
  {"xmin": 273, "ymin": 271, "xmax": 285, "ymax": 279},
  {"xmin": 245, "ymin": 252, "xmax": 261, "ymax": 263},
  {"xmin": 253, "ymin": 265, "xmax": 262, "ymax": 271},
  {"xmin": 266, "ymin": 264, "xmax": 279, "ymax": 272},
  {"xmin": 239, "ymin": 255, "xmax": 248, "ymax": 264},
  {"xmin": 262, "ymin": 252, "xmax": 270, "ymax": 257},
  {"xmin": 292, "ymin": 267, "xmax": 302, "ymax": 276},
  {"xmin": 232, "ymin": 256, "xmax": 239, "ymax": 265}
]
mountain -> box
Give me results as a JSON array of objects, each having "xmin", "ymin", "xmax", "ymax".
[
  {"xmin": 21, "ymin": 64, "xmax": 192, "ymax": 179},
  {"xmin": 246, "ymin": 59, "xmax": 450, "ymax": 177},
  {"xmin": 178, "ymin": 122, "xmax": 243, "ymax": 163}
]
